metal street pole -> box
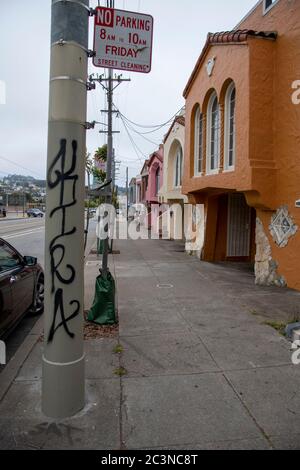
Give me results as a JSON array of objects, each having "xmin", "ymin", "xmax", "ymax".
[
  {"xmin": 42, "ymin": 0, "xmax": 90, "ymax": 419},
  {"xmin": 101, "ymin": 66, "xmax": 113, "ymax": 277},
  {"xmin": 101, "ymin": 0, "xmax": 114, "ymax": 276},
  {"xmin": 126, "ymin": 166, "xmax": 129, "ymax": 221}
]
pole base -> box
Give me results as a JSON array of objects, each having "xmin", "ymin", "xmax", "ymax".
[{"xmin": 42, "ymin": 354, "xmax": 85, "ymax": 419}]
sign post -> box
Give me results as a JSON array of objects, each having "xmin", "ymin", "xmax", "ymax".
[{"xmin": 89, "ymin": 2, "xmax": 153, "ymax": 323}]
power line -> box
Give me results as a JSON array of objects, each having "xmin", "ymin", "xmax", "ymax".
[
  {"xmin": 120, "ymin": 116, "xmax": 161, "ymax": 146},
  {"xmin": 119, "ymin": 114, "xmax": 147, "ymax": 162},
  {"xmin": 114, "ymin": 104, "xmax": 184, "ymax": 130},
  {"xmin": 0, "ymin": 155, "xmax": 45, "ymax": 179}
]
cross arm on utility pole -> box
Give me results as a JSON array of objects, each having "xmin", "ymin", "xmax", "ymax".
[
  {"xmin": 89, "ymin": 74, "xmax": 131, "ymax": 92},
  {"xmin": 99, "ymin": 130, "xmax": 120, "ymax": 134}
]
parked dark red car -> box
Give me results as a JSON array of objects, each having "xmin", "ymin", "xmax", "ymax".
[{"xmin": 0, "ymin": 238, "xmax": 44, "ymax": 338}]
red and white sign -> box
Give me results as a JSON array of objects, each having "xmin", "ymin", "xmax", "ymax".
[{"xmin": 93, "ymin": 7, "xmax": 154, "ymax": 74}]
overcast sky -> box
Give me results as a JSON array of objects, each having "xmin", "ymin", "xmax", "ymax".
[{"xmin": 0, "ymin": 0, "xmax": 257, "ymax": 187}]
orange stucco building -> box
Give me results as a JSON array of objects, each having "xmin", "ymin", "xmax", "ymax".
[{"xmin": 182, "ymin": 0, "xmax": 300, "ymax": 290}]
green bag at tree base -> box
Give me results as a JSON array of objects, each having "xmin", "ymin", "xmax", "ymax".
[
  {"xmin": 97, "ymin": 238, "xmax": 104, "ymax": 254},
  {"xmin": 88, "ymin": 270, "xmax": 116, "ymax": 325}
]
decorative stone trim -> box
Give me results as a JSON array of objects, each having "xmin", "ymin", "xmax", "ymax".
[
  {"xmin": 255, "ymin": 218, "xmax": 286, "ymax": 287},
  {"xmin": 269, "ymin": 206, "xmax": 298, "ymax": 248},
  {"xmin": 185, "ymin": 204, "xmax": 205, "ymax": 258},
  {"xmin": 206, "ymin": 57, "xmax": 215, "ymax": 77}
]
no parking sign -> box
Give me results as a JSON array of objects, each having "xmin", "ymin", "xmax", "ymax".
[{"xmin": 93, "ymin": 6, "xmax": 154, "ymax": 73}]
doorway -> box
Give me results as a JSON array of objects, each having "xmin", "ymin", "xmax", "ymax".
[{"xmin": 227, "ymin": 193, "xmax": 251, "ymax": 259}]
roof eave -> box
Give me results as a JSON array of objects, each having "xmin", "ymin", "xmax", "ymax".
[{"xmin": 183, "ymin": 30, "xmax": 277, "ymax": 99}]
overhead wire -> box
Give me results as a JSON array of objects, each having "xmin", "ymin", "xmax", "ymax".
[
  {"xmin": 118, "ymin": 114, "xmax": 147, "ymax": 162},
  {"xmin": 114, "ymin": 105, "xmax": 185, "ymax": 130},
  {"xmin": 0, "ymin": 155, "xmax": 45, "ymax": 180},
  {"xmin": 118, "ymin": 115, "xmax": 161, "ymax": 146}
]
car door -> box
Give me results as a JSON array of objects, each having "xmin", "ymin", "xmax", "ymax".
[
  {"xmin": 0, "ymin": 241, "xmax": 34, "ymax": 322},
  {"xmin": 0, "ymin": 243, "xmax": 14, "ymax": 336}
]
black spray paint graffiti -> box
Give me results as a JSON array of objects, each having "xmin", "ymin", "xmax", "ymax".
[{"xmin": 47, "ymin": 139, "xmax": 80, "ymax": 343}]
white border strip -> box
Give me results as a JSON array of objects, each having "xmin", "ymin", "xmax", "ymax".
[{"xmin": 42, "ymin": 353, "xmax": 85, "ymax": 367}]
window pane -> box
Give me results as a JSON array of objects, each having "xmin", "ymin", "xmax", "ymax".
[
  {"xmin": 175, "ymin": 151, "xmax": 179, "ymax": 186},
  {"xmin": 198, "ymin": 114, "xmax": 203, "ymax": 173},
  {"xmin": 228, "ymin": 86, "xmax": 236, "ymax": 168},
  {"xmin": 210, "ymin": 96, "xmax": 220, "ymax": 170},
  {"xmin": 0, "ymin": 244, "xmax": 21, "ymax": 272},
  {"xmin": 156, "ymin": 168, "xmax": 160, "ymax": 194},
  {"xmin": 194, "ymin": 108, "xmax": 200, "ymax": 174},
  {"xmin": 180, "ymin": 150, "xmax": 183, "ymax": 185}
]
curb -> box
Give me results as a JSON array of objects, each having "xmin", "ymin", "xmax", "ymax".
[
  {"xmin": 0, "ymin": 218, "xmax": 27, "ymax": 222},
  {"xmin": 0, "ymin": 315, "xmax": 44, "ymax": 403}
]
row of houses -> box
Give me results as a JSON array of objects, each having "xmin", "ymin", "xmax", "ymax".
[{"xmin": 128, "ymin": 0, "xmax": 300, "ymax": 291}]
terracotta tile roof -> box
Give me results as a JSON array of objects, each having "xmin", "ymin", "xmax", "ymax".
[
  {"xmin": 208, "ymin": 29, "xmax": 277, "ymax": 44},
  {"xmin": 140, "ymin": 159, "xmax": 149, "ymax": 176},
  {"xmin": 176, "ymin": 115, "xmax": 185, "ymax": 126},
  {"xmin": 183, "ymin": 29, "xmax": 277, "ymax": 98},
  {"xmin": 163, "ymin": 115, "xmax": 185, "ymax": 144},
  {"xmin": 148, "ymin": 146, "xmax": 164, "ymax": 166}
]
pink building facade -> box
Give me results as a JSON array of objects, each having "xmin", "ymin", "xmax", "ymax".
[
  {"xmin": 145, "ymin": 145, "xmax": 164, "ymax": 232},
  {"xmin": 146, "ymin": 145, "xmax": 164, "ymax": 204}
]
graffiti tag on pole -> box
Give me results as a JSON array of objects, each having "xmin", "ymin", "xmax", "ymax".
[{"xmin": 47, "ymin": 139, "xmax": 80, "ymax": 343}]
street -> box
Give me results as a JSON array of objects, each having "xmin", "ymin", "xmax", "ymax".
[
  {"xmin": 0, "ymin": 218, "xmax": 45, "ymax": 372},
  {"xmin": 0, "ymin": 218, "xmax": 45, "ymax": 266},
  {"xmin": 0, "ymin": 216, "xmax": 97, "ymax": 374}
]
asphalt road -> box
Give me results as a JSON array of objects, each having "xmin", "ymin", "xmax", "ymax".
[
  {"xmin": 0, "ymin": 218, "xmax": 45, "ymax": 373},
  {"xmin": 0, "ymin": 216, "xmax": 97, "ymax": 373},
  {"xmin": 0, "ymin": 218, "xmax": 45, "ymax": 266}
]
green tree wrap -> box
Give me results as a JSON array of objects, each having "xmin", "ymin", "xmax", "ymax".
[{"xmin": 88, "ymin": 270, "xmax": 116, "ymax": 325}]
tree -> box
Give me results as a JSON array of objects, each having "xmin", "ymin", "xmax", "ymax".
[{"xmin": 94, "ymin": 144, "xmax": 107, "ymax": 162}]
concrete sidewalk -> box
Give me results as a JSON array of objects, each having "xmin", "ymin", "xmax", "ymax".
[{"xmin": 1, "ymin": 237, "xmax": 300, "ymax": 449}]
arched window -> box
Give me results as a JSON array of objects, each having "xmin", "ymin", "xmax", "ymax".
[
  {"xmin": 175, "ymin": 145, "xmax": 183, "ymax": 187},
  {"xmin": 207, "ymin": 92, "xmax": 220, "ymax": 172},
  {"xmin": 194, "ymin": 107, "xmax": 204, "ymax": 175},
  {"xmin": 224, "ymin": 83, "xmax": 236, "ymax": 170},
  {"xmin": 155, "ymin": 166, "xmax": 160, "ymax": 195}
]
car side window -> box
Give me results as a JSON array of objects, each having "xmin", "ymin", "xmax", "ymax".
[{"xmin": 0, "ymin": 244, "xmax": 22, "ymax": 272}]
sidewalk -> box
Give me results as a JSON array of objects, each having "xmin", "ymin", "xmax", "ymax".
[{"xmin": 1, "ymin": 237, "xmax": 300, "ymax": 449}]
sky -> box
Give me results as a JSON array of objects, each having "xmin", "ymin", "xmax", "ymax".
[{"xmin": 0, "ymin": 0, "xmax": 258, "ymax": 187}]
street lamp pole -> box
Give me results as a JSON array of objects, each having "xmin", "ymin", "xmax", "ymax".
[{"xmin": 42, "ymin": 0, "xmax": 90, "ymax": 419}]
